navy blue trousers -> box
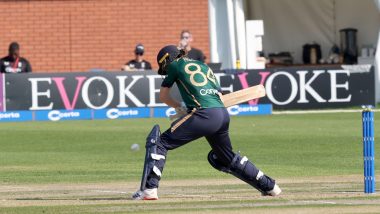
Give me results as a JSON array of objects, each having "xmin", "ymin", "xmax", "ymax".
[{"xmin": 146, "ymin": 108, "xmax": 235, "ymax": 188}]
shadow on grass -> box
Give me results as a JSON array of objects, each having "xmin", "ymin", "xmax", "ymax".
[{"xmin": 15, "ymin": 197, "xmax": 130, "ymax": 201}]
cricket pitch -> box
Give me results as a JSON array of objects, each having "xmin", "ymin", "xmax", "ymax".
[{"xmin": 0, "ymin": 175, "xmax": 379, "ymax": 213}]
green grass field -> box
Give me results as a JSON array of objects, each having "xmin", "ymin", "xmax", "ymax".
[{"xmin": 0, "ymin": 112, "xmax": 379, "ymax": 213}]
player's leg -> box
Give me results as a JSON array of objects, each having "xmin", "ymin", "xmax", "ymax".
[
  {"xmin": 146, "ymin": 109, "xmax": 226, "ymax": 183},
  {"xmin": 132, "ymin": 125, "xmax": 165, "ymax": 200},
  {"xmin": 133, "ymin": 109, "xmax": 222, "ymax": 200},
  {"xmin": 206, "ymin": 108, "xmax": 281, "ymax": 196}
]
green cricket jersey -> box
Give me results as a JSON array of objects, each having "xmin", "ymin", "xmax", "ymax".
[{"xmin": 161, "ymin": 57, "xmax": 224, "ymax": 109}]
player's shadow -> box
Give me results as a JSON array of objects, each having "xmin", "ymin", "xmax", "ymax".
[{"xmin": 15, "ymin": 197, "xmax": 129, "ymax": 201}]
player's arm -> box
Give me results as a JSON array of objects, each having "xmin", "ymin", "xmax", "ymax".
[
  {"xmin": 159, "ymin": 62, "xmax": 188, "ymax": 120},
  {"xmin": 160, "ymin": 61, "xmax": 182, "ymax": 108},
  {"xmin": 159, "ymin": 87, "xmax": 181, "ymax": 108},
  {"xmin": 161, "ymin": 86, "xmax": 188, "ymax": 121}
]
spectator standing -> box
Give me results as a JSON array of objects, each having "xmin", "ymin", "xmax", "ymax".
[
  {"xmin": 178, "ymin": 30, "xmax": 205, "ymax": 62},
  {"xmin": 0, "ymin": 42, "xmax": 32, "ymax": 73},
  {"xmin": 123, "ymin": 44, "xmax": 152, "ymax": 71}
]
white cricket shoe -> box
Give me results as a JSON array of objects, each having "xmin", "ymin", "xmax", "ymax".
[
  {"xmin": 267, "ymin": 184, "xmax": 281, "ymax": 196},
  {"xmin": 132, "ymin": 188, "xmax": 158, "ymax": 200}
]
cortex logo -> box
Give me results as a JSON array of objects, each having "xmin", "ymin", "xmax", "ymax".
[
  {"xmin": 199, "ymin": 89, "xmax": 219, "ymax": 96},
  {"xmin": 0, "ymin": 112, "xmax": 20, "ymax": 119},
  {"xmin": 106, "ymin": 108, "xmax": 138, "ymax": 119},
  {"xmin": 48, "ymin": 110, "xmax": 80, "ymax": 121},
  {"xmin": 165, "ymin": 107, "xmax": 176, "ymax": 117},
  {"xmin": 227, "ymin": 105, "xmax": 259, "ymax": 116}
]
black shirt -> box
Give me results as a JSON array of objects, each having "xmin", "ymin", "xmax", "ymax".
[
  {"xmin": 0, "ymin": 56, "xmax": 32, "ymax": 73},
  {"xmin": 125, "ymin": 59, "xmax": 152, "ymax": 71},
  {"xmin": 187, "ymin": 47, "xmax": 205, "ymax": 62}
]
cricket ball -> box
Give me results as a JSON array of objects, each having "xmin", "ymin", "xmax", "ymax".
[{"xmin": 130, "ymin": 143, "xmax": 140, "ymax": 151}]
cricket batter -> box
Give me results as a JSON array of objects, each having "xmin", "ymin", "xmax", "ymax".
[{"xmin": 132, "ymin": 45, "xmax": 281, "ymax": 200}]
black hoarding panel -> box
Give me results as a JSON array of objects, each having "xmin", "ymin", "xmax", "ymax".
[
  {"xmin": 217, "ymin": 66, "xmax": 375, "ymax": 109},
  {"xmin": 3, "ymin": 66, "xmax": 375, "ymax": 111},
  {"xmin": 5, "ymin": 71, "xmax": 180, "ymax": 110}
]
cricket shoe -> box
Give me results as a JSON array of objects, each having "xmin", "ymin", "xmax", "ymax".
[
  {"xmin": 132, "ymin": 188, "xmax": 158, "ymax": 200},
  {"xmin": 266, "ymin": 184, "xmax": 281, "ymax": 196}
]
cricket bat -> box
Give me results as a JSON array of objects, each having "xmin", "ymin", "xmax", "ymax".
[
  {"xmin": 221, "ymin": 84, "xmax": 266, "ymax": 107},
  {"xmin": 169, "ymin": 84, "xmax": 266, "ymax": 120}
]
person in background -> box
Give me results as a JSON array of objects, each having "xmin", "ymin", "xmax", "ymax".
[
  {"xmin": 0, "ymin": 42, "xmax": 32, "ymax": 73},
  {"xmin": 178, "ymin": 30, "xmax": 205, "ymax": 62},
  {"xmin": 123, "ymin": 44, "xmax": 152, "ymax": 71}
]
